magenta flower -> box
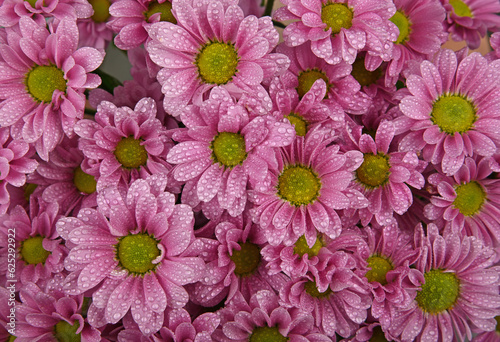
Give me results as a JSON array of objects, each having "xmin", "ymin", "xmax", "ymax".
[
  {"xmin": 0, "ymin": 18, "xmax": 103, "ymax": 160},
  {"xmin": 395, "ymin": 48, "xmax": 500, "ymax": 175},
  {"xmin": 249, "ymin": 124, "xmax": 367, "ymax": 247},
  {"xmin": 167, "ymin": 87, "xmax": 295, "ymax": 219},
  {"xmin": 215, "ymin": 290, "xmax": 332, "ymax": 342},
  {"xmin": 274, "ymin": 0, "xmax": 397, "ymax": 66},
  {"xmin": 442, "ymin": 0, "xmax": 500, "ymax": 49},
  {"xmin": 424, "ymin": 156, "xmax": 500, "ymax": 247},
  {"xmin": 0, "ymin": 128, "xmax": 38, "ymax": 215},
  {"xmin": 14, "ymin": 276, "xmax": 101, "ymax": 342},
  {"xmin": 0, "ymin": 203, "xmax": 65, "ymax": 287},
  {"xmin": 74, "ymin": 97, "xmax": 175, "ymax": 192},
  {"xmin": 389, "ymin": 223, "xmax": 500, "ymax": 342},
  {"xmin": 346, "ymin": 120, "xmax": 426, "ymax": 226},
  {"xmin": 275, "ymin": 42, "xmax": 372, "ymax": 115},
  {"xmin": 146, "ymin": 0, "xmax": 288, "ymax": 116},
  {"xmin": 56, "ymin": 175, "xmax": 206, "ymax": 335}
]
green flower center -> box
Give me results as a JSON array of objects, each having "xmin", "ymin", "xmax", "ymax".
[
  {"xmin": 89, "ymin": 0, "xmax": 110, "ymax": 22},
  {"xmin": 196, "ymin": 41, "xmax": 239, "ymax": 85},
  {"xmin": 230, "ymin": 242, "xmax": 261, "ymax": 277},
  {"xmin": 144, "ymin": 0, "xmax": 176, "ymax": 23},
  {"xmin": 293, "ymin": 235, "xmax": 323, "ymax": 258},
  {"xmin": 211, "ymin": 132, "xmax": 247, "ymax": 168},
  {"xmin": 356, "ymin": 153, "xmax": 391, "ymax": 189},
  {"xmin": 73, "ymin": 166, "xmax": 97, "ymax": 194},
  {"xmin": 249, "ymin": 326, "xmax": 288, "ymax": 342},
  {"xmin": 304, "ymin": 281, "xmax": 332, "ymax": 299},
  {"xmin": 431, "ymin": 95, "xmax": 476, "ymax": 135},
  {"xmin": 321, "ymin": 2, "xmax": 353, "ymax": 35},
  {"xmin": 495, "ymin": 316, "xmax": 500, "ymax": 333},
  {"xmin": 116, "ymin": 233, "xmax": 160, "ymax": 275},
  {"xmin": 416, "ymin": 269, "xmax": 460, "ymax": 314},
  {"xmin": 453, "ymin": 181, "xmax": 486, "ymax": 216},
  {"xmin": 297, "ymin": 69, "xmax": 330, "ymax": 98},
  {"xmin": 7, "ymin": 334, "xmax": 17, "ymax": 342},
  {"xmin": 365, "ymin": 255, "xmax": 393, "ymax": 285},
  {"xmin": 114, "ymin": 136, "xmax": 148, "ymax": 169},
  {"xmin": 369, "ymin": 326, "xmax": 388, "ymax": 342},
  {"xmin": 277, "ymin": 165, "xmax": 321, "ymax": 207},
  {"xmin": 285, "ymin": 113, "xmax": 307, "ymax": 137},
  {"xmin": 351, "ymin": 58, "xmax": 382, "ymax": 87},
  {"xmin": 24, "ymin": 183, "xmax": 38, "ymax": 202},
  {"xmin": 21, "ymin": 235, "xmax": 50, "ymax": 265},
  {"xmin": 25, "ymin": 0, "xmax": 37, "ymax": 7},
  {"xmin": 449, "ymin": 0, "xmax": 473, "ymax": 17},
  {"xmin": 390, "ymin": 11, "xmax": 411, "ymax": 44},
  {"xmin": 25, "ymin": 65, "xmax": 67, "ymax": 103},
  {"xmin": 54, "ymin": 320, "xmax": 81, "ymax": 342}
]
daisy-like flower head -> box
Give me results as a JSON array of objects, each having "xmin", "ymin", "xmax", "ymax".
[
  {"xmin": 74, "ymin": 97, "xmax": 175, "ymax": 192},
  {"xmin": 249, "ymin": 124, "xmax": 368, "ymax": 247},
  {"xmin": 31, "ymin": 136, "xmax": 98, "ymax": 216},
  {"xmin": 0, "ymin": 0, "xmax": 93, "ymax": 28},
  {"xmin": 167, "ymin": 87, "xmax": 295, "ymax": 219},
  {"xmin": 146, "ymin": 0, "xmax": 289, "ymax": 116},
  {"xmin": 389, "ymin": 223, "xmax": 500, "ymax": 342},
  {"xmin": 386, "ymin": 0, "xmax": 448, "ymax": 81},
  {"xmin": 424, "ymin": 156, "xmax": 500, "ymax": 247},
  {"xmin": 396, "ymin": 48, "xmax": 500, "ymax": 176},
  {"xmin": 279, "ymin": 251, "xmax": 372, "ymax": 337},
  {"xmin": 0, "ymin": 127, "xmax": 38, "ymax": 215},
  {"xmin": 215, "ymin": 290, "xmax": 332, "ymax": 342},
  {"xmin": 274, "ymin": 0, "xmax": 397, "ymax": 66},
  {"xmin": 189, "ymin": 217, "xmax": 289, "ymax": 307},
  {"xmin": 0, "ymin": 203, "xmax": 65, "ymax": 288},
  {"xmin": 108, "ymin": 0, "xmax": 176, "ymax": 50},
  {"xmin": 14, "ymin": 276, "xmax": 101, "ymax": 342},
  {"xmin": 56, "ymin": 175, "xmax": 206, "ymax": 335},
  {"xmin": 275, "ymin": 42, "xmax": 372, "ymax": 115},
  {"xmin": 0, "ymin": 17, "xmax": 103, "ymax": 161},
  {"xmin": 442, "ymin": 0, "xmax": 500, "ymax": 49},
  {"xmin": 348, "ymin": 120, "xmax": 427, "ymax": 226}
]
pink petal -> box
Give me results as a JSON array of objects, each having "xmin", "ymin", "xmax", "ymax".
[
  {"xmin": 197, "ymin": 163, "xmax": 223, "ymax": 202},
  {"xmin": 143, "ymin": 272, "xmax": 167, "ymax": 313},
  {"xmin": 105, "ymin": 277, "xmax": 138, "ymax": 324},
  {"xmin": 148, "ymin": 22, "xmax": 199, "ymax": 53}
]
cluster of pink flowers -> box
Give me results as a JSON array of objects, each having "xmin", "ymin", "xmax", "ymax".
[{"xmin": 1, "ymin": 0, "xmax": 500, "ymax": 340}]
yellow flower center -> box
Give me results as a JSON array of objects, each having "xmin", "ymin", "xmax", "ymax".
[
  {"xmin": 114, "ymin": 136, "xmax": 148, "ymax": 169},
  {"xmin": 230, "ymin": 242, "xmax": 261, "ymax": 277},
  {"xmin": 196, "ymin": 41, "xmax": 239, "ymax": 85},
  {"xmin": 453, "ymin": 181, "xmax": 486, "ymax": 216},
  {"xmin": 211, "ymin": 132, "xmax": 247, "ymax": 168},
  {"xmin": 304, "ymin": 281, "xmax": 332, "ymax": 299},
  {"xmin": 416, "ymin": 269, "xmax": 460, "ymax": 314},
  {"xmin": 89, "ymin": 0, "xmax": 111, "ymax": 22},
  {"xmin": 351, "ymin": 58, "xmax": 382, "ymax": 87},
  {"xmin": 365, "ymin": 255, "xmax": 393, "ymax": 285},
  {"xmin": 297, "ymin": 69, "xmax": 330, "ymax": 98},
  {"xmin": 293, "ymin": 235, "xmax": 323, "ymax": 258},
  {"xmin": 116, "ymin": 233, "xmax": 160, "ymax": 275},
  {"xmin": 25, "ymin": 65, "xmax": 67, "ymax": 103},
  {"xmin": 21, "ymin": 235, "xmax": 51, "ymax": 265},
  {"xmin": 390, "ymin": 11, "xmax": 411, "ymax": 45},
  {"xmin": 277, "ymin": 165, "xmax": 321, "ymax": 207},
  {"xmin": 144, "ymin": 0, "xmax": 176, "ymax": 23},
  {"xmin": 449, "ymin": 0, "xmax": 473, "ymax": 17},
  {"xmin": 54, "ymin": 320, "xmax": 81, "ymax": 342},
  {"xmin": 431, "ymin": 95, "xmax": 476, "ymax": 135},
  {"xmin": 321, "ymin": 2, "xmax": 353, "ymax": 35},
  {"xmin": 285, "ymin": 113, "xmax": 307, "ymax": 137},
  {"xmin": 356, "ymin": 153, "xmax": 391, "ymax": 189},
  {"xmin": 249, "ymin": 326, "xmax": 288, "ymax": 342},
  {"xmin": 73, "ymin": 166, "xmax": 97, "ymax": 194}
]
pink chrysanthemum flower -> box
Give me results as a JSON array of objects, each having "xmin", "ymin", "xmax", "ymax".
[
  {"xmin": 189, "ymin": 217, "xmax": 289, "ymax": 307},
  {"xmin": 424, "ymin": 156, "xmax": 500, "ymax": 247},
  {"xmin": 395, "ymin": 48, "xmax": 500, "ymax": 176},
  {"xmin": 117, "ymin": 308, "xmax": 220, "ymax": 341},
  {"xmin": 15, "ymin": 276, "xmax": 101, "ymax": 342},
  {"xmin": 146, "ymin": 0, "xmax": 289, "ymax": 116},
  {"xmin": 77, "ymin": 0, "xmax": 116, "ymax": 49},
  {"xmin": 389, "ymin": 223, "xmax": 500, "ymax": 342},
  {"xmin": 0, "ymin": 0, "xmax": 92, "ymax": 28},
  {"xmin": 276, "ymin": 42, "xmax": 372, "ymax": 115},
  {"xmin": 214, "ymin": 290, "xmax": 333, "ymax": 342},
  {"xmin": 167, "ymin": 87, "xmax": 295, "ymax": 219},
  {"xmin": 386, "ymin": 0, "xmax": 447, "ymax": 81},
  {"xmin": 74, "ymin": 97, "xmax": 175, "ymax": 192},
  {"xmin": 0, "ymin": 203, "xmax": 65, "ymax": 287},
  {"xmin": 56, "ymin": 175, "xmax": 206, "ymax": 335},
  {"xmin": 0, "ymin": 127, "xmax": 38, "ymax": 215},
  {"xmin": 0, "ymin": 18, "xmax": 103, "ymax": 161},
  {"xmin": 274, "ymin": 0, "xmax": 397, "ymax": 66},
  {"xmin": 279, "ymin": 251, "xmax": 372, "ymax": 337},
  {"xmin": 249, "ymin": 124, "xmax": 368, "ymax": 247},
  {"xmin": 473, "ymin": 321, "xmax": 500, "ymax": 342},
  {"xmin": 30, "ymin": 136, "xmax": 98, "ymax": 216},
  {"xmin": 108, "ymin": 0, "xmax": 177, "ymax": 50},
  {"xmin": 442, "ymin": 0, "xmax": 500, "ymax": 49},
  {"xmin": 346, "ymin": 120, "xmax": 426, "ymax": 226}
]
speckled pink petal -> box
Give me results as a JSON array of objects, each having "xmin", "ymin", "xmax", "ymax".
[
  {"xmin": 319, "ymin": 188, "xmax": 350, "ymax": 210},
  {"xmin": 358, "ymin": 134, "xmax": 377, "ymax": 155},
  {"xmin": 0, "ymin": 94, "xmax": 36, "ymax": 127},
  {"xmin": 142, "ymin": 272, "xmax": 167, "ymax": 313},
  {"xmin": 135, "ymin": 193, "xmax": 157, "ymax": 229},
  {"xmin": 236, "ymin": 61, "xmax": 264, "ymax": 86},
  {"xmin": 308, "ymin": 202, "xmax": 330, "ymax": 233},
  {"xmin": 272, "ymin": 202, "xmax": 295, "ymax": 230},
  {"xmin": 159, "ymin": 278, "xmax": 190, "ymax": 308},
  {"xmin": 78, "ymin": 257, "xmax": 118, "ymax": 292},
  {"xmin": 114, "ymin": 23, "xmax": 148, "ymax": 50},
  {"xmin": 163, "ymin": 205, "xmax": 194, "ymax": 256},
  {"xmin": 173, "ymin": 158, "xmax": 211, "ymax": 181},
  {"xmin": 105, "ymin": 277, "xmax": 138, "ymax": 324},
  {"xmin": 197, "ymin": 163, "xmax": 223, "ymax": 202},
  {"xmin": 399, "ymin": 96, "xmax": 432, "ymax": 120},
  {"xmin": 283, "ymin": 22, "xmax": 309, "ymax": 47},
  {"xmin": 148, "ymin": 22, "xmax": 199, "ymax": 53}
]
